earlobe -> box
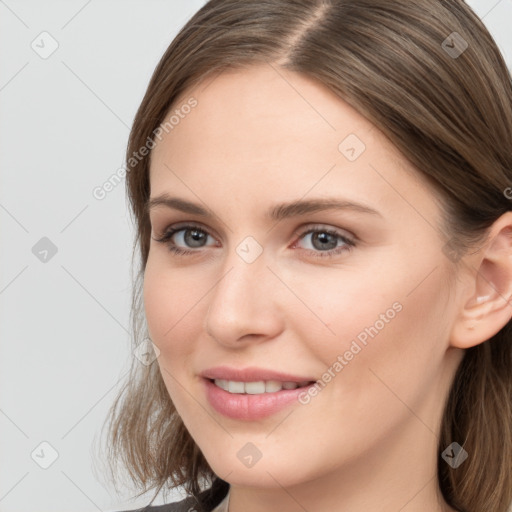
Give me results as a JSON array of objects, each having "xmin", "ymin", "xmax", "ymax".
[{"xmin": 450, "ymin": 212, "xmax": 512, "ymax": 349}]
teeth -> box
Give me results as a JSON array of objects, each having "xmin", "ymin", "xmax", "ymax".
[
  {"xmin": 228, "ymin": 380, "xmax": 245, "ymax": 393},
  {"xmin": 245, "ymin": 381, "xmax": 265, "ymax": 394},
  {"xmin": 214, "ymin": 379, "xmax": 309, "ymax": 394},
  {"xmin": 265, "ymin": 380, "xmax": 282, "ymax": 392}
]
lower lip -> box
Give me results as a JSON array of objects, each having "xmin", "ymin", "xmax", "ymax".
[{"xmin": 202, "ymin": 378, "xmax": 315, "ymax": 420}]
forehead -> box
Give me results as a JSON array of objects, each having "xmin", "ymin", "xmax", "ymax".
[
  {"xmin": 154, "ymin": 64, "xmax": 380, "ymax": 158},
  {"xmin": 148, "ymin": 64, "xmax": 440, "ymax": 225}
]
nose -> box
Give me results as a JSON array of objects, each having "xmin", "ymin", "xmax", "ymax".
[{"xmin": 204, "ymin": 249, "xmax": 284, "ymax": 348}]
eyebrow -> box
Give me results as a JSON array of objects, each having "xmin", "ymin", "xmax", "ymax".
[{"xmin": 145, "ymin": 194, "xmax": 383, "ymax": 221}]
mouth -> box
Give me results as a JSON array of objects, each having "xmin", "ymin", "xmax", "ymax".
[
  {"xmin": 208, "ymin": 378, "xmax": 316, "ymax": 394},
  {"xmin": 203, "ymin": 377, "xmax": 318, "ymax": 420}
]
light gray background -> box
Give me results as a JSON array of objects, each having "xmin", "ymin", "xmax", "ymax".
[{"xmin": 1, "ymin": 1, "xmax": 511, "ymax": 511}]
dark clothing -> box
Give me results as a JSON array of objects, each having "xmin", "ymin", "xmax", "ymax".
[{"xmin": 114, "ymin": 479, "xmax": 230, "ymax": 512}]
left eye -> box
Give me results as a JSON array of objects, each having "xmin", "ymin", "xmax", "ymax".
[
  {"xmin": 152, "ymin": 224, "xmax": 356, "ymax": 259},
  {"xmin": 293, "ymin": 227, "xmax": 356, "ymax": 258}
]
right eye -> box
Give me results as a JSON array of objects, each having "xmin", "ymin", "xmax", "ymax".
[{"xmin": 152, "ymin": 223, "xmax": 218, "ymax": 256}]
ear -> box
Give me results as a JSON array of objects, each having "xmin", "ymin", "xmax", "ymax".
[{"xmin": 450, "ymin": 211, "xmax": 512, "ymax": 349}]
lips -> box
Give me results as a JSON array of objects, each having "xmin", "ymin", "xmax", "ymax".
[
  {"xmin": 212, "ymin": 379, "xmax": 313, "ymax": 394},
  {"xmin": 199, "ymin": 365, "xmax": 317, "ymax": 383},
  {"xmin": 199, "ymin": 366, "xmax": 318, "ymax": 420}
]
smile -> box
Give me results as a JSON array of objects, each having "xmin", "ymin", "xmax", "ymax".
[
  {"xmin": 203, "ymin": 378, "xmax": 318, "ymax": 420},
  {"xmin": 212, "ymin": 379, "xmax": 314, "ymax": 394}
]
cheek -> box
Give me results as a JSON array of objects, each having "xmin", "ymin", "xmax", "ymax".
[
  {"xmin": 295, "ymin": 256, "xmax": 451, "ymax": 397},
  {"xmin": 329, "ymin": 269, "xmax": 451, "ymax": 420},
  {"xmin": 142, "ymin": 257, "xmax": 199, "ymax": 358},
  {"xmin": 143, "ymin": 260, "xmax": 206, "ymax": 417}
]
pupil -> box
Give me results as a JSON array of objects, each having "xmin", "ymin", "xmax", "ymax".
[
  {"xmin": 185, "ymin": 229, "xmax": 206, "ymax": 247},
  {"xmin": 181, "ymin": 230, "xmax": 338, "ymax": 250},
  {"xmin": 313, "ymin": 232, "xmax": 337, "ymax": 250}
]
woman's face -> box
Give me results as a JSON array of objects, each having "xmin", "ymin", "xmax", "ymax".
[{"xmin": 144, "ymin": 65, "xmax": 464, "ymax": 492}]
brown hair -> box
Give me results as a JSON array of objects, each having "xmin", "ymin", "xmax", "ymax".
[{"xmin": 99, "ymin": 1, "xmax": 512, "ymax": 511}]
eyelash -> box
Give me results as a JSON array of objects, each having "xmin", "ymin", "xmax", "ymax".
[{"xmin": 152, "ymin": 223, "xmax": 356, "ymax": 259}]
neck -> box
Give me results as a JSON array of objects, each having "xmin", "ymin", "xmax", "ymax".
[{"xmin": 226, "ymin": 418, "xmax": 455, "ymax": 512}]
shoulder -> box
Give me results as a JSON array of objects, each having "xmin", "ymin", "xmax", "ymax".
[
  {"xmin": 113, "ymin": 495, "xmax": 201, "ymax": 512},
  {"xmin": 113, "ymin": 480, "xmax": 230, "ymax": 512}
]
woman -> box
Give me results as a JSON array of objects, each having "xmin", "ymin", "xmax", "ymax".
[{"xmin": 102, "ymin": 1, "xmax": 512, "ymax": 511}]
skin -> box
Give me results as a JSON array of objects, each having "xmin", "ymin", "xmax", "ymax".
[{"xmin": 143, "ymin": 64, "xmax": 512, "ymax": 512}]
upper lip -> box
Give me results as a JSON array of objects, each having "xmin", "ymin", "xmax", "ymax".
[{"xmin": 199, "ymin": 366, "xmax": 316, "ymax": 383}]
